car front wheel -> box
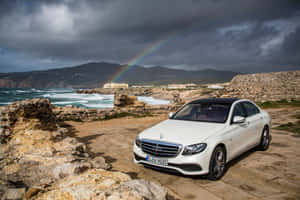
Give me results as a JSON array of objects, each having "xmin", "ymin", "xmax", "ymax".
[
  {"xmin": 258, "ymin": 126, "xmax": 270, "ymax": 151},
  {"xmin": 207, "ymin": 146, "xmax": 226, "ymax": 180}
]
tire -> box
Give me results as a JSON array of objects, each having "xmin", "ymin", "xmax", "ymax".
[
  {"xmin": 207, "ymin": 146, "xmax": 226, "ymax": 181},
  {"xmin": 258, "ymin": 126, "xmax": 270, "ymax": 151}
]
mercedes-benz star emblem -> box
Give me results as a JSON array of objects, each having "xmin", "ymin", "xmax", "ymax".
[{"xmin": 155, "ymin": 144, "xmax": 159, "ymax": 152}]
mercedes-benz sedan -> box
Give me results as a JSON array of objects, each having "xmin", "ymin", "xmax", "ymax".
[{"xmin": 133, "ymin": 98, "xmax": 271, "ymax": 180}]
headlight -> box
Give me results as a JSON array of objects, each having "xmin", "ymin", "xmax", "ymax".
[
  {"xmin": 182, "ymin": 143, "xmax": 207, "ymax": 155},
  {"xmin": 135, "ymin": 136, "xmax": 141, "ymax": 148}
]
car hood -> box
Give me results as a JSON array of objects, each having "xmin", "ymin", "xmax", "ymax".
[{"xmin": 139, "ymin": 119, "xmax": 226, "ymax": 146}]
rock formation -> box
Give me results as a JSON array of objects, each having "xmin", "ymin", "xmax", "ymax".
[
  {"xmin": 217, "ymin": 70, "xmax": 300, "ymax": 102},
  {"xmin": 114, "ymin": 94, "xmax": 146, "ymax": 108},
  {"xmin": 0, "ymin": 99, "xmax": 57, "ymax": 143},
  {"xmin": 0, "ymin": 99, "xmax": 168, "ymax": 200},
  {"xmin": 53, "ymin": 100, "xmax": 180, "ymax": 122},
  {"xmin": 172, "ymin": 93, "xmax": 185, "ymax": 105},
  {"xmin": 77, "ymin": 88, "xmax": 153, "ymax": 97}
]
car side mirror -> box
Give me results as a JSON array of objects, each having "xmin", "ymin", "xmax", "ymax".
[
  {"xmin": 169, "ymin": 112, "xmax": 174, "ymax": 118},
  {"xmin": 233, "ymin": 116, "xmax": 245, "ymax": 124}
]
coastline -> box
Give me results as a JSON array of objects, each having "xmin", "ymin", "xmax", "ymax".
[
  {"xmin": 76, "ymin": 87, "xmax": 180, "ymax": 101},
  {"xmin": 1, "ymin": 70, "xmax": 300, "ymax": 199},
  {"xmin": 0, "ymin": 88, "xmax": 172, "ymax": 109}
]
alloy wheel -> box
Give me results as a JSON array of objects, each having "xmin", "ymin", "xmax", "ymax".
[
  {"xmin": 212, "ymin": 148, "xmax": 225, "ymax": 179},
  {"xmin": 262, "ymin": 129, "xmax": 270, "ymax": 149}
]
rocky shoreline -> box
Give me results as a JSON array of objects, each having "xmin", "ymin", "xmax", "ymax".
[
  {"xmin": 53, "ymin": 93, "xmax": 182, "ymax": 122},
  {"xmin": 0, "ymin": 99, "xmax": 171, "ymax": 200},
  {"xmin": 77, "ymin": 88, "xmax": 153, "ymax": 97},
  {"xmin": 77, "ymin": 70, "xmax": 300, "ymax": 103},
  {"xmin": 76, "ymin": 87, "xmax": 184, "ymax": 101}
]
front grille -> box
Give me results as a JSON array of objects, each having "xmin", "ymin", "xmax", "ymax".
[{"xmin": 141, "ymin": 139, "xmax": 181, "ymax": 158}]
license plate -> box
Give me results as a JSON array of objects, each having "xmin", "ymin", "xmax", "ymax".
[{"xmin": 146, "ymin": 156, "xmax": 168, "ymax": 167}]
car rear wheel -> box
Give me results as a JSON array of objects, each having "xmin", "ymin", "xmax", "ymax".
[
  {"xmin": 207, "ymin": 146, "xmax": 226, "ymax": 180},
  {"xmin": 258, "ymin": 126, "xmax": 270, "ymax": 151}
]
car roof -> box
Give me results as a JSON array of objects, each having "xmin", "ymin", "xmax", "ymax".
[{"xmin": 188, "ymin": 98, "xmax": 240, "ymax": 105}]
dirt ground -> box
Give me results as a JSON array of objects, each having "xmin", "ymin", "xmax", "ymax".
[{"xmin": 68, "ymin": 107, "xmax": 300, "ymax": 200}]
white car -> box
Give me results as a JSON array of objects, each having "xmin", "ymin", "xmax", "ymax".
[{"xmin": 133, "ymin": 98, "xmax": 271, "ymax": 180}]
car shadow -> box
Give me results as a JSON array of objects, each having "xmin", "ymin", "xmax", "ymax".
[{"xmin": 225, "ymin": 148, "xmax": 256, "ymax": 171}]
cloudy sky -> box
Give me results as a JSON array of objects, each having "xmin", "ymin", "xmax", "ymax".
[{"xmin": 0, "ymin": 0, "xmax": 299, "ymax": 73}]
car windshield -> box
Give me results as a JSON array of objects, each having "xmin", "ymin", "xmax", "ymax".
[{"xmin": 171, "ymin": 103, "xmax": 231, "ymax": 123}]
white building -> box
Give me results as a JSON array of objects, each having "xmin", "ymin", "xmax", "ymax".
[
  {"xmin": 103, "ymin": 83, "xmax": 129, "ymax": 89},
  {"xmin": 207, "ymin": 84, "xmax": 224, "ymax": 89},
  {"xmin": 167, "ymin": 84, "xmax": 187, "ymax": 89}
]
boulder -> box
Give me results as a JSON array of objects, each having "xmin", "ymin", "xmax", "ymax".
[
  {"xmin": 3, "ymin": 188, "xmax": 26, "ymax": 200},
  {"xmin": 91, "ymin": 156, "xmax": 111, "ymax": 170},
  {"xmin": 114, "ymin": 94, "xmax": 146, "ymax": 108},
  {"xmin": 35, "ymin": 169, "xmax": 168, "ymax": 200},
  {"xmin": 172, "ymin": 93, "xmax": 185, "ymax": 105},
  {"xmin": 122, "ymin": 179, "xmax": 168, "ymax": 200}
]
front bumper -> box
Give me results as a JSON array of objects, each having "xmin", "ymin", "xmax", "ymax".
[{"xmin": 133, "ymin": 144, "xmax": 211, "ymax": 175}]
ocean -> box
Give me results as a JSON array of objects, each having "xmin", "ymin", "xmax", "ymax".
[{"xmin": 0, "ymin": 88, "xmax": 170, "ymax": 109}]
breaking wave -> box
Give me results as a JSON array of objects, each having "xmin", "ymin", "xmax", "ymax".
[{"xmin": 0, "ymin": 88, "xmax": 169, "ymax": 109}]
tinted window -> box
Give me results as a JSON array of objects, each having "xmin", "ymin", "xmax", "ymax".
[
  {"xmin": 232, "ymin": 103, "xmax": 246, "ymax": 118},
  {"xmin": 171, "ymin": 103, "xmax": 231, "ymax": 123},
  {"xmin": 242, "ymin": 102, "xmax": 260, "ymax": 117}
]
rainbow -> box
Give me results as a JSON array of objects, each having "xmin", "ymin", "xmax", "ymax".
[{"xmin": 110, "ymin": 37, "xmax": 172, "ymax": 83}]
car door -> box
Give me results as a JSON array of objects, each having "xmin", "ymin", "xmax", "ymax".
[
  {"xmin": 225, "ymin": 102, "xmax": 249, "ymax": 160},
  {"xmin": 241, "ymin": 102, "xmax": 264, "ymax": 149}
]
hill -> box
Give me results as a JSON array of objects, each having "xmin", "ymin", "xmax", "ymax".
[
  {"xmin": 219, "ymin": 70, "xmax": 300, "ymax": 102},
  {"xmin": 0, "ymin": 62, "xmax": 238, "ymax": 88}
]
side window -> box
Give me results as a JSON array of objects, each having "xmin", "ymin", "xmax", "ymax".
[
  {"xmin": 233, "ymin": 103, "xmax": 246, "ymax": 117},
  {"xmin": 231, "ymin": 103, "xmax": 246, "ymax": 122},
  {"xmin": 242, "ymin": 102, "xmax": 260, "ymax": 117}
]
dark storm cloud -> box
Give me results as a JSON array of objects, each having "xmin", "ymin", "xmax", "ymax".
[
  {"xmin": 0, "ymin": 0, "xmax": 299, "ymax": 72},
  {"xmin": 280, "ymin": 26, "xmax": 300, "ymax": 63}
]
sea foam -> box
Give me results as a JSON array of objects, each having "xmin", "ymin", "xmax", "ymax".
[{"xmin": 0, "ymin": 88, "xmax": 170, "ymax": 109}]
